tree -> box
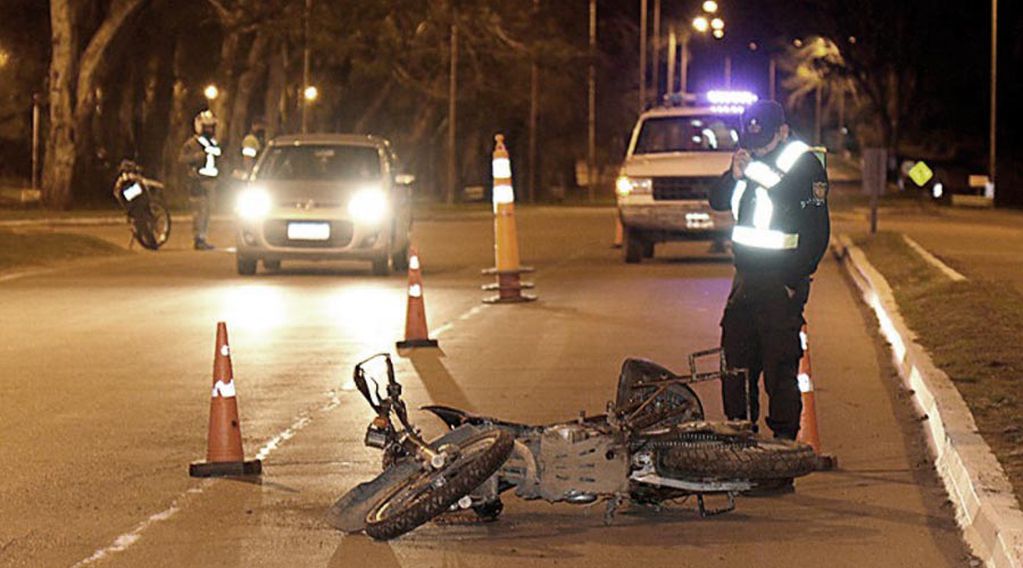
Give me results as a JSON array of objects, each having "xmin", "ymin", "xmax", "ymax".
[{"xmin": 43, "ymin": 0, "xmax": 149, "ymax": 209}]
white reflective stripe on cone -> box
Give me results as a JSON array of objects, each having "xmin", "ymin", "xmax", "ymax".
[
  {"xmin": 409, "ymin": 284, "xmax": 423, "ymax": 298},
  {"xmin": 731, "ymin": 180, "xmax": 747, "ymax": 221},
  {"xmin": 797, "ymin": 372, "xmax": 813, "ymax": 393},
  {"xmin": 753, "ymin": 187, "xmax": 774, "ymax": 229},
  {"xmin": 409, "ymin": 255, "xmax": 421, "ymax": 271},
  {"xmin": 775, "ymin": 141, "xmax": 810, "ymax": 173},
  {"xmin": 731, "ymin": 225, "xmax": 799, "ymax": 249},
  {"xmin": 242, "ymin": 147, "xmax": 258, "ymax": 158},
  {"xmin": 799, "ymin": 330, "xmax": 808, "ymax": 351},
  {"xmin": 745, "ymin": 161, "xmax": 781, "ymax": 188},
  {"xmin": 212, "ymin": 379, "xmax": 237, "ymax": 398},
  {"xmin": 493, "ymin": 185, "xmax": 514, "ymax": 205},
  {"xmin": 492, "ymin": 158, "xmax": 512, "ymax": 179},
  {"xmin": 220, "ymin": 344, "xmax": 231, "ymax": 357}
]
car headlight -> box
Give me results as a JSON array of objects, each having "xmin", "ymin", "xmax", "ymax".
[
  {"xmin": 236, "ymin": 187, "xmax": 272, "ymax": 220},
  {"xmin": 615, "ymin": 176, "xmax": 652, "ymax": 197},
  {"xmin": 347, "ymin": 186, "xmax": 388, "ymax": 225}
]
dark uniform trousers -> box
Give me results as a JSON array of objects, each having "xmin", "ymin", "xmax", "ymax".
[{"xmin": 720, "ymin": 272, "xmax": 809, "ymax": 440}]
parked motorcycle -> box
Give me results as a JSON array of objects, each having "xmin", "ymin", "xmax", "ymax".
[
  {"xmin": 327, "ymin": 350, "xmax": 819, "ymax": 540},
  {"xmin": 113, "ymin": 160, "xmax": 171, "ymax": 250}
]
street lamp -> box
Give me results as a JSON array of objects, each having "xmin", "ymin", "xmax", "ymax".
[
  {"xmin": 692, "ymin": 16, "xmax": 709, "ymax": 33},
  {"xmin": 303, "ymin": 86, "xmax": 319, "ymax": 102},
  {"xmin": 203, "ymin": 84, "xmax": 219, "ymax": 101},
  {"xmin": 702, "ymin": 1, "xmax": 718, "ymax": 13}
]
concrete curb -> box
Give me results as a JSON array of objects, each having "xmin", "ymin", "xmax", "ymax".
[{"xmin": 833, "ymin": 234, "xmax": 1023, "ymax": 568}]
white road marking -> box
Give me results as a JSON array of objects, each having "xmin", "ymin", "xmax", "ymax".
[
  {"xmin": 71, "ymin": 390, "xmax": 343, "ymax": 567},
  {"xmin": 71, "ymin": 486, "xmax": 207, "ymax": 567},
  {"xmin": 73, "ymin": 297, "xmax": 491, "ymax": 564},
  {"xmin": 902, "ymin": 235, "xmax": 967, "ymax": 282}
]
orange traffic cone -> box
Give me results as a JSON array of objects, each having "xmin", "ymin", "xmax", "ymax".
[
  {"xmin": 482, "ymin": 134, "xmax": 536, "ymax": 304},
  {"xmin": 396, "ymin": 246, "xmax": 439, "ymax": 349},
  {"xmin": 189, "ymin": 322, "xmax": 262, "ymax": 477},
  {"xmin": 796, "ymin": 324, "xmax": 837, "ymax": 471},
  {"xmin": 613, "ymin": 215, "xmax": 623, "ymax": 249}
]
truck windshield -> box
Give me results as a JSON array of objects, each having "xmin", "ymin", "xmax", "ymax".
[
  {"xmin": 257, "ymin": 145, "xmax": 382, "ymax": 181},
  {"xmin": 634, "ymin": 115, "xmax": 741, "ymax": 154}
]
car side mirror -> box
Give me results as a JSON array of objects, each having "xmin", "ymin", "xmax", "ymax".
[{"xmin": 395, "ymin": 174, "xmax": 415, "ymax": 186}]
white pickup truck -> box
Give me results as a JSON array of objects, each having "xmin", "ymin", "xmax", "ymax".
[{"xmin": 615, "ymin": 91, "xmax": 757, "ymax": 263}]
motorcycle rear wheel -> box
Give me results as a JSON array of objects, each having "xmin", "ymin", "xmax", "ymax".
[
  {"xmin": 364, "ymin": 428, "xmax": 513, "ymax": 540},
  {"xmin": 659, "ymin": 437, "xmax": 817, "ymax": 480}
]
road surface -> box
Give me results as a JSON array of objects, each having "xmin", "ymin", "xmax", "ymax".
[{"xmin": 0, "ymin": 208, "xmax": 970, "ymax": 567}]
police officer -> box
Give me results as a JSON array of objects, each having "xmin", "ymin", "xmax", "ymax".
[
  {"xmin": 709, "ymin": 100, "xmax": 830, "ymax": 450},
  {"xmin": 179, "ymin": 110, "xmax": 221, "ymax": 250},
  {"xmin": 240, "ymin": 117, "xmax": 266, "ymax": 175}
]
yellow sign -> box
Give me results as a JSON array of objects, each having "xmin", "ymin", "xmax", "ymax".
[{"xmin": 908, "ymin": 161, "xmax": 934, "ymax": 187}]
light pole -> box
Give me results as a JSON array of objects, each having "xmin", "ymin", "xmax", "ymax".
[
  {"xmin": 989, "ymin": 0, "xmax": 997, "ymax": 200},
  {"xmin": 587, "ymin": 0, "xmax": 596, "ymax": 202},
  {"xmin": 301, "ymin": 0, "xmax": 313, "ymax": 133},
  {"xmin": 639, "ymin": 0, "xmax": 647, "ymax": 111},
  {"xmin": 31, "ymin": 94, "xmax": 41, "ymax": 191}
]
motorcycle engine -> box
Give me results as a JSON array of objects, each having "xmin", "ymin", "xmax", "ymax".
[{"xmin": 536, "ymin": 423, "xmax": 630, "ymax": 502}]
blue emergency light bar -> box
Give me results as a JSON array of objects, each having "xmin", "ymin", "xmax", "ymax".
[{"xmin": 706, "ymin": 90, "xmax": 759, "ymax": 105}]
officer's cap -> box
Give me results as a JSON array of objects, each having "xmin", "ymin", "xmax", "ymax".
[{"xmin": 740, "ymin": 101, "xmax": 786, "ymax": 150}]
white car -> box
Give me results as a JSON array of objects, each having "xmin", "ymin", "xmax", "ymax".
[
  {"xmin": 615, "ymin": 91, "xmax": 756, "ymax": 263},
  {"xmin": 234, "ymin": 134, "xmax": 413, "ymax": 276}
]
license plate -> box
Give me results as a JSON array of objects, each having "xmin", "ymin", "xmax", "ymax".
[
  {"xmin": 287, "ymin": 222, "xmax": 331, "ymax": 241},
  {"xmin": 122, "ymin": 183, "xmax": 143, "ymax": 202}
]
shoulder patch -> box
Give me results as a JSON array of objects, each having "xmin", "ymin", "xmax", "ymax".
[{"xmin": 813, "ymin": 181, "xmax": 828, "ymax": 201}]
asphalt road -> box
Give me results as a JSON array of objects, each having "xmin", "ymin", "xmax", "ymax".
[{"xmin": 0, "ymin": 208, "xmax": 971, "ymax": 567}]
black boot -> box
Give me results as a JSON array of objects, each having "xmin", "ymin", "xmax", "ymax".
[{"xmin": 194, "ymin": 239, "xmax": 215, "ymax": 251}]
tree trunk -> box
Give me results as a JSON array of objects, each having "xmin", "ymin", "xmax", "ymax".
[
  {"xmin": 228, "ymin": 31, "xmax": 273, "ymax": 152},
  {"xmin": 264, "ymin": 40, "xmax": 287, "ymax": 138},
  {"xmin": 42, "ymin": 0, "xmax": 77, "ymax": 209}
]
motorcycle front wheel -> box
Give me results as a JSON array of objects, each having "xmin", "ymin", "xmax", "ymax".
[
  {"xmin": 364, "ymin": 428, "xmax": 513, "ymax": 540},
  {"xmin": 148, "ymin": 201, "xmax": 171, "ymax": 249}
]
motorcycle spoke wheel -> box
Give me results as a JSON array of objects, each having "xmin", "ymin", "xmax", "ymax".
[{"xmin": 364, "ymin": 428, "xmax": 513, "ymax": 540}]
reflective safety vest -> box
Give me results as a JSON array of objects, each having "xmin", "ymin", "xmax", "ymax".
[
  {"xmin": 196, "ymin": 136, "xmax": 220, "ymax": 178},
  {"xmin": 730, "ymin": 140, "xmax": 811, "ymax": 250}
]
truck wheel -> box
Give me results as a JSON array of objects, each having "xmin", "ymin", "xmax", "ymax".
[
  {"xmin": 237, "ymin": 256, "xmax": 257, "ymax": 276},
  {"xmin": 624, "ymin": 229, "xmax": 644, "ymax": 264}
]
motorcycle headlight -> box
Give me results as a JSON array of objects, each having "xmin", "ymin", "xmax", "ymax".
[
  {"xmin": 236, "ymin": 187, "xmax": 272, "ymax": 220},
  {"xmin": 347, "ymin": 186, "xmax": 388, "ymax": 225},
  {"xmin": 616, "ymin": 176, "xmax": 652, "ymax": 197}
]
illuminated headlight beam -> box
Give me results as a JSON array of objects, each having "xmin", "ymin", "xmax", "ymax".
[
  {"xmin": 236, "ymin": 187, "xmax": 272, "ymax": 220},
  {"xmin": 348, "ymin": 187, "xmax": 389, "ymax": 225}
]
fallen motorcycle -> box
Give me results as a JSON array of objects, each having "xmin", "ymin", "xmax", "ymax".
[{"xmin": 327, "ymin": 350, "xmax": 818, "ymax": 540}]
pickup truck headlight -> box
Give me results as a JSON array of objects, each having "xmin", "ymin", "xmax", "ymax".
[
  {"xmin": 236, "ymin": 187, "xmax": 272, "ymax": 220},
  {"xmin": 348, "ymin": 186, "xmax": 389, "ymax": 225},
  {"xmin": 615, "ymin": 176, "xmax": 652, "ymax": 197}
]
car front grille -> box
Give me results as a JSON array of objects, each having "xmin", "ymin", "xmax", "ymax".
[
  {"xmin": 262, "ymin": 219, "xmax": 355, "ymax": 248},
  {"xmin": 276, "ymin": 199, "xmax": 344, "ymax": 209},
  {"xmin": 652, "ymin": 177, "xmax": 715, "ymax": 201}
]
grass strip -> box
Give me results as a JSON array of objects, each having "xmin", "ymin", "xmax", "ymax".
[
  {"xmin": 0, "ymin": 229, "xmax": 126, "ymax": 272},
  {"xmin": 856, "ymin": 231, "xmax": 1023, "ymax": 502}
]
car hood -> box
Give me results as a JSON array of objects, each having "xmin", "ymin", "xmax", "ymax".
[
  {"xmin": 622, "ymin": 152, "xmax": 732, "ymax": 178},
  {"xmin": 254, "ymin": 179, "xmax": 384, "ymax": 207}
]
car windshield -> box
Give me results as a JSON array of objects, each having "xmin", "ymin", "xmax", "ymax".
[
  {"xmin": 633, "ymin": 115, "xmax": 741, "ymax": 154},
  {"xmin": 256, "ymin": 145, "xmax": 382, "ymax": 181}
]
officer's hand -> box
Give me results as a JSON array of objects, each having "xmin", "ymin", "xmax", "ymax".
[
  {"xmin": 205, "ymin": 146, "xmax": 221, "ymax": 157},
  {"xmin": 731, "ymin": 149, "xmax": 751, "ymax": 180}
]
